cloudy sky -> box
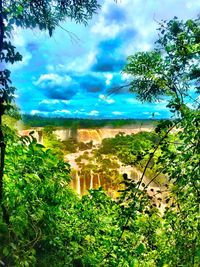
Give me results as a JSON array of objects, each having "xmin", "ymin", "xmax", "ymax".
[{"xmin": 10, "ymin": 0, "xmax": 199, "ymax": 119}]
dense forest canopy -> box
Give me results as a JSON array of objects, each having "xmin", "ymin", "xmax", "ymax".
[{"xmin": 21, "ymin": 115, "xmax": 156, "ymax": 128}]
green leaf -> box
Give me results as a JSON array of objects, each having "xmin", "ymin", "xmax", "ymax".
[
  {"xmin": 3, "ymin": 247, "xmax": 9, "ymax": 256},
  {"xmin": 135, "ymin": 243, "xmax": 145, "ymax": 254}
]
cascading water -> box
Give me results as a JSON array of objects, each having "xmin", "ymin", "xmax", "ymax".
[
  {"xmin": 76, "ymin": 172, "xmax": 81, "ymax": 195},
  {"xmin": 53, "ymin": 129, "xmax": 72, "ymax": 141},
  {"xmin": 90, "ymin": 172, "xmax": 93, "ymax": 189},
  {"xmin": 97, "ymin": 174, "xmax": 101, "ymax": 187},
  {"xmin": 19, "ymin": 127, "xmax": 163, "ymax": 199},
  {"xmin": 70, "ymin": 165, "xmax": 145, "ymax": 195},
  {"xmin": 19, "ymin": 127, "xmax": 153, "ymax": 144},
  {"xmin": 77, "ymin": 128, "xmax": 153, "ymax": 144}
]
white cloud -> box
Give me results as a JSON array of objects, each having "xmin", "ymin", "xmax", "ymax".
[
  {"xmin": 34, "ymin": 73, "xmax": 72, "ymax": 87},
  {"xmin": 140, "ymin": 43, "xmax": 151, "ymax": 52},
  {"xmin": 53, "ymin": 109, "xmax": 71, "ymax": 114},
  {"xmin": 64, "ymin": 51, "xmax": 97, "ymax": 73},
  {"xmin": 39, "ymin": 99, "xmax": 60, "ymax": 104},
  {"xmin": 11, "ymin": 0, "xmax": 200, "ymax": 118},
  {"xmin": 99, "ymin": 94, "xmax": 115, "ymax": 104},
  {"xmin": 30, "ymin": 110, "xmax": 48, "ymax": 116},
  {"xmin": 121, "ymin": 73, "xmax": 131, "ymax": 81},
  {"xmin": 91, "ymin": 16, "xmax": 121, "ymax": 38},
  {"xmin": 93, "ymin": 0, "xmax": 200, "ymax": 58},
  {"xmin": 61, "ymin": 100, "xmax": 71, "ymax": 104},
  {"xmin": 107, "ymin": 99, "xmax": 115, "ymax": 104},
  {"xmin": 105, "ymin": 73, "xmax": 113, "ymax": 85},
  {"xmin": 186, "ymin": 1, "xmax": 200, "ymax": 9},
  {"xmin": 11, "ymin": 26, "xmax": 26, "ymax": 46},
  {"xmin": 112, "ymin": 111, "xmax": 123, "ymax": 116},
  {"xmin": 88, "ymin": 110, "xmax": 99, "ymax": 116},
  {"xmin": 155, "ymin": 99, "xmax": 168, "ymax": 104},
  {"xmin": 74, "ymin": 109, "xmax": 85, "ymax": 114},
  {"xmin": 8, "ymin": 26, "xmax": 32, "ymax": 70},
  {"xmin": 30, "ymin": 110, "xmax": 40, "ymax": 115},
  {"xmin": 39, "ymin": 99, "xmax": 71, "ymax": 105},
  {"xmin": 34, "ymin": 73, "xmax": 74, "ymax": 98},
  {"xmin": 99, "ymin": 94, "xmax": 105, "ymax": 100}
]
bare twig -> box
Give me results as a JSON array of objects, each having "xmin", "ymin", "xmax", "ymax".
[
  {"xmin": 57, "ymin": 23, "xmax": 81, "ymax": 44},
  {"xmin": 107, "ymin": 83, "xmax": 132, "ymax": 97}
]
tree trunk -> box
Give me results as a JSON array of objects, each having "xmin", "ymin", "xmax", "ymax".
[
  {"xmin": 0, "ymin": 0, "xmax": 5, "ymax": 204},
  {"xmin": 0, "ymin": 0, "xmax": 3, "ymax": 52},
  {"xmin": 90, "ymin": 172, "xmax": 93, "ymax": 189},
  {"xmin": 0, "ymin": 115, "xmax": 5, "ymax": 203},
  {"xmin": 0, "ymin": 0, "xmax": 9, "ymax": 225}
]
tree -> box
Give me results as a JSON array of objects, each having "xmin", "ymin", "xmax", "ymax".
[
  {"xmin": 0, "ymin": 0, "xmax": 101, "ymax": 214},
  {"xmin": 0, "ymin": 128, "xmax": 73, "ymax": 265},
  {"xmin": 124, "ymin": 17, "xmax": 200, "ymax": 105},
  {"xmin": 120, "ymin": 17, "xmax": 200, "ymax": 265}
]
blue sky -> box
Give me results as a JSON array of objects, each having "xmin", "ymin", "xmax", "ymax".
[{"xmin": 10, "ymin": 0, "xmax": 199, "ymax": 119}]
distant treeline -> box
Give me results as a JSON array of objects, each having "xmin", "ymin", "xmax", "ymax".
[{"xmin": 22, "ymin": 115, "xmax": 158, "ymax": 129}]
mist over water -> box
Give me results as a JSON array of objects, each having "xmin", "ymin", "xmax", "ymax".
[{"xmin": 19, "ymin": 126, "xmax": 153, "ymax": 144}]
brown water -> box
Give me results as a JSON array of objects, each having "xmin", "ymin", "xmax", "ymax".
[{"xmin": 78, "ymin": 128, "xmax": 153, "ymax": 144}]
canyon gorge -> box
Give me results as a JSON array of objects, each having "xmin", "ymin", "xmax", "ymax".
[{"xmin": 19, "ymin": 126, "xmax": 166, "ymax": 209}]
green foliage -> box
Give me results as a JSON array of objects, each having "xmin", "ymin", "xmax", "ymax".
[
  {"xmin": 22, "ymin": 115, "xmax": 152, "ymax": 129},
  {"xmin": 42, "ymin": 126, "xmax": 65, "ymax": 158},
  {"xmin": 98, "ymin": 131, "xmax": 163, "ymax": 185},
  {"xmin": 2, "ymin": 113, "xmax": 20, "ymax": 129},
  {"xmin": 1, "ymin": 116, "xmax": 199, "ymax": 266},
  {"xmin": 42, "ymin": 127, "xmax": 93, "ymax": 154},
  {"xmin": 0, "ymin": 128, "xmax": 74, "ymax": 266},
  {"xmin": 77, "ymin": 141, "xmax": 93, "ymax": 151},
  {"xmin": 1, "ymin": 130, "xmax": 155, "ymax": 266},
  {"xmin": 62, "ymin": 138, "xmax": 78, "ymax": 153},
  {"xmin": 0, "ymin": 0, "xmax": 102, "ymax": 229},
  {"xmin": 154, "ymin": 108, "xmax": 200, "ymax": 266},
  {"xmin": 124, "ymin": 17, "xmax": 200, "ymax": 104},
  {"xmin": 4, "ymin": 0, "xmax": 101, "ymax": 36},
  {"xmin": 122, "ymin": 16, "xmax": 200, "ymax": 266},
  {"xmin": 99, "ymin": 131, "xmax": 158, "ymax": 166},
  {"xmin": 1, "ymin": 11, "xmax": 200, "ymax": 267}
]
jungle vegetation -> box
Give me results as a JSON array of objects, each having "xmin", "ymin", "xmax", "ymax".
[
  {"xmin": 0, "ymin": 0, "xmax": 199, "ymax": 265},
  {"xmin": 21, "ymin": 115, "xmax": 155, "ymax": 129}
]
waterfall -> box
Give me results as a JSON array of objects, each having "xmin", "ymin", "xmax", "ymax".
[
  {"xmin": 98, "ymin": 174, "xmax": 101, "ymax": 187},
  {"xmin": 83, "ymin": 174, "xmax": 86, "ymax": 194},
  {"xmin": 76, "ymin": 172, "xmax": 81, "ymax": 195},
  {"xmin": 78, "ymin": 129, "xmax": 102, "ymax": 144},
  {"xmin": 90, "ymin": 172, "xmax": 93, "ymax": 189},
  {"xmin": 19, "ymin": 128, "xmax": 44, "ymax": 144},
  {"xmin": 78, "ymin": 128, "xmax": 153, "ymax": 144},
  {"xmin": 53, "ymin": 129, "xmax": 72, "ymax": 141},
  {"xmin": 19, "ymin": 127, "xmax": 153, "ymax": 145},
  {"xmin": 38, "ymin": 130, "xmax": 43, "ymax": 143}
]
